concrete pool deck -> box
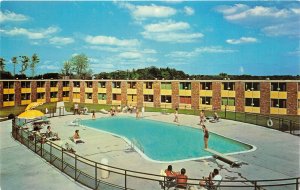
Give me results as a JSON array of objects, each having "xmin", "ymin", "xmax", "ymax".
[{"xmin": 1, "ymin": 112, "xmax": 299, "ymax": 189}]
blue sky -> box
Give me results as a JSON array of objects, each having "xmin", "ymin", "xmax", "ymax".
[{"xmin": 1, "ymin": 1, "xmax": 299, "ymax": 76}]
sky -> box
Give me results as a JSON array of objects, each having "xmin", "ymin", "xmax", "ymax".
[{"xmin": 1, "ymin": 1, "xmax": 300, "ymax": 76}]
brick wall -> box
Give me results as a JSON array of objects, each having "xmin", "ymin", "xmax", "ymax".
[
  {"xmin": 136, "ymin": 81, "xmax": 144, "ymax": 108},
  {"xmin": 191, "ymin": 81, "xmax": 199, "ymax": 109},
  {"xmin": 260, "ymin": 82, "xmax": 270, "ymax": 114},
  {"xmin": 235, "ymin": 82, "xmax": 245, "ymax": 112},
  {"xmin": 30, "ymin": 81, "xmax": 37, "ymax": 102},
  {"xmin": 153, "ymin": 81, "xmax": 160, "ymax": 108},
  {"xmin": 0, "ymin": 81, "xmax": 3, "ymax": 108},
  {"xmin": 212, "ymin": 82, "xmax": 221, "ymax": 110},
  {"xmin": 106, "ymin": 81, "xmax": 112, "ymax": 105},
  {"xmin": 69, "ymin": 81, "xmax": 73, "ymax": 103},
  {"xmin": 171, "ymin": 81, "xmax": 179, "ymax": 109},
  {"xmin": 121, "ymin": 81, "xmax": 127, "ymax": 106},
  {"xmin": 92, "ymin": 81, "xmax": 98, "ymax": 104},
  {"xmin": 45, "ymin": 81, "xmax": 50, "ymax": 103},
  {"xmin": 57, "ymin": 81, "xmax": 63, "ymax": 101},
  {"xmin": 287, "ymin": 82, "xmax": 297, "ymax": 115},
  {"xmin": 80, "ymin": 81, "xmax": 85, "ymax": 103}
]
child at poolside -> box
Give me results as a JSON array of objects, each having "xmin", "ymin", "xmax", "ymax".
[
  {"xmin": 174, "ymin": 108, "xmax": 179, "ymax": 123},
  {"xmin": 73, "ymin": 130, "xmax": 84, "ymax": 144},
  {"xmin": 92, "ymin": 110, "xmax": 96, "ymax": 119}
]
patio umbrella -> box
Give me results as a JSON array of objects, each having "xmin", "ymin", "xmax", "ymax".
[
  {"xmin": 25, "ymin": 102, "xmax": 44, "ymax": 111},
  {"xmin": 18, "ymin": 110, "xmax": 45, "ymax": 119}
]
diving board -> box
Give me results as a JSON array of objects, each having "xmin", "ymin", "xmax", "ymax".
[{"xmin": 206, "ymin": 148, "xmax": 242, "ymax": 167}]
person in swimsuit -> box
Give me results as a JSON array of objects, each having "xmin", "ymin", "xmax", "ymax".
[
  {"xmin": 203, "ymin": 125, "xmax": 209, "ymax": 149},
  {"xmin": 173, "ymin": 108, "xmax": 179, "ymax": 123}
]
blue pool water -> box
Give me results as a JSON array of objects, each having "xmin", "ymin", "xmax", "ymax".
[{"xmin": 81, "ymin": 117, "xmax": 252, "ymax": 162}]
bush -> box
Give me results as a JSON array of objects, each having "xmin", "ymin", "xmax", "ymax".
[{"xmin": 8, "ymin": 113, "xmax": 15, "ymax": 119}]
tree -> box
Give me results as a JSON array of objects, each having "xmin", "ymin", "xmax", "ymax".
[
  {"xmin": 11, "ymin": 56, "xmax": 18, "ymax": 76},
  {"xmin": 30, "ymin": 53, "xmax": 40, "ymax": 77},
  {"xmin": 61, "ymin": 61, "xmax": 73, "ymax": 76},
  {"xmin": 70, "ymin": 54, "xmax": 89, "ymax": 78},
  {"xmin": 19, "ymin": 56, "xmax": 30, "ymax": 75},
  {"xmin": 0, "ymin": 57, "xmax": 5, "ymax": 72}
]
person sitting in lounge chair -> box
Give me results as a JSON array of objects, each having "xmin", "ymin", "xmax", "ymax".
[
  {"xmin": 46, "ymin": 126, "xmax": 60, "ymax": 141},
  {"xmin": 176, "ymin": 168, "xmax": 188, "ymax": 189},
  {"xmin": 73, "ymin": 130, "xmax": 84, "ymax": 144},
  {"xmin": 165, "ymin": 165, "xmax": 178, "ymax": 180},
  {"xmin": 199, "ymin": 169, "xmax": 222, "ymax": 190},
  {"xmin": 209, "ymin": 112, "xmax": 220, "ymax": 123}
]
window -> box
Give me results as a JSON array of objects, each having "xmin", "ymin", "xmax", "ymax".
[
  {"xmin": 3, "ymin": 94, "xmax": 14, "ymax": 101},
  {"xmin": 86, "ymin": 93, "xmax": 92, "ymax": 99},
  {"xmin": 245, "ymin": 82, "xmax": 260, "ymax": 91},
  {"xmin": 112, "ymin": 82, "xmax": 121, "ymax": 88},
  {"xmin": 144, "ymin": 95, "xmax": 153, "ymax": 102},
  {"xmin": 73, "ymin": 93, "xmax": 80, "ymax": 99},
  {"xmin": 161, "ymin": 82, "xmax": 171, "ymax": 89},
  {"xmin": 200, "ymin": 97, "xmax": 212, "ymax": 105},
  {"xmin": 200, "ymin": 82, "xmax": 212, "ymax": 90},
  {"xmin": 179, "ymin": 82, "xmax": 191, "ymax": 90},
  {"xmin": 271, "ymin": 82, "xmax": 286, "ymax": 91},
  {"xmin": 50, "ymin": 81, "xmax": 57, "ymax": 87},
  {"xmin": 222, "ymin": 98, "xmax": 235, "ymax": 106},
  {"xmin": 73, "ymin": 81, "xmax": 80, "ymax": 87},
  {"xmin": 222, "ymin": 82, "xmax": 235, "ymax": 91},
  {"xmin": 50, "ymin": 92, "xmax": 57, "ymax": 98},
  {"xmin": 63, "ymin": 91, "xmax": 69, "ymax": 97},
  {"xmin": 245, "ymin": 98, "xmax": 260, "ymax": 107},
  {"xmin": 128, "ymin": 82, "xmax": 136, "ymax": 89},
  {"xmin": 37, "ymin": 93, "xmax": 45, "ymax": 99},
  {"xmin": 98, "ymin": 82, "xmax": 106, "ymax": 88},
  {"xmin": 21, "ymin": 81, "xmax": 30, "ymax": 88},
  {"xmin": 113, "ymin": 94, "xmax": 121, "ymax": 100},
  {"xmin": 21, "ymin": 93, "xmax": 30, "ymax": 100},
  {"xmin": 4, "ymin": 81, "xmax": 14, "ymax": 88},
  {"xmin": 86, "ymin": 82, "xmax": 93, "ymax": 88},
  {"xmin": 271, "ymin": 99, "xmax": 286, "ymax": 108},
  {"xmin": 161, "ymin": 95, "xmax": 172, "ymax": 103},
  {"xmin": 144, "ymin": 82, "xmax": 153, "ymax": 89},
  {"xmin": 63, "ymin": 81, "xmax": 69, "ymax": 87},
  {"xmin": 98, "ymin": 93, "xmax": 107, "ymax": 100},
  {"xmin": 179, "ymin": 96, "xmax": 191, "ymax": 104},
  {"xmin": 37, "ymin": 81, "xmax": 45, "ymax": 88}
]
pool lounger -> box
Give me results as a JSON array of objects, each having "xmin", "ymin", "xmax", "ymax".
[{"xmin": 206, "ymin": 148, "xmax": 242, "ymax": 167}]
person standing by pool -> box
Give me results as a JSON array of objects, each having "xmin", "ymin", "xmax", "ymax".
[
  {"xmin": 74, "ymin": 103, "xmax": 79, "ymax": 115},
  {"xmin": 141, "ymin": 106, "xmax": 145, "ymax": 117},
  {"xmin": 173, "ymin": 108, "xmax": 179, "ymax": 123},
  {"xmin": 92, "ymin": 110, "xmax": 96, "ymax": 120},
  {"xmin": 202, "ymin": 125, "xmax": 209, "ymax": 149},
  {"xmin": 200, "ymin": 110, "xmax": 206, "ymax": 126}
]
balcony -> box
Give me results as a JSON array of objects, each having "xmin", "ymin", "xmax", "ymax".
[
  {"xmin": 37, "ymin": 88, "xmax": 45, "ymax": 93},
  {"xmin": 179, "ymin": 103, "xmax": 191, "ymax": 109},
  {"xmin": 161, "ymin": 89, "xmax": 172, "ymax": 95},
  {"xmin": 221, "ymin": 90, "xmax": 235, "ymax": 97},
  {"xmin": 127, "ymin": 89, "xmax": 137, "ymax": 94},
  {"xmin": 143, "ymin": 102, "xmax": 154, "ymax": 107},
  {"xmin": 50, "ymin": 87, "xmax": 58, "ymax": 92},
  {"xmin": 21, "ymin": 100, "xmax": 31, "ymax": 105},
  {"xmin": 98, "ymin": 88, "xmax": 106, "ymax": 93},
  {"xmin": 73, "ymin": 88, "xmax": 80, "ymax": 93},
  {"xmin": 245, "ymin": 106, "xmax": 260, "ymax": 113},
  {"xmin": 50, "ymin": 98, "xmax": 58, "ymax": 102},
  {"xmin": 63, "ymin": 97, "xmax": 69, "ymax": 102},
  {"xmin": 73, "ymin": 98, "xmax": 80, "ymax": 103},
  {"xmin": 112, "ymin": 88, "xmax": 121, "ymax": 94},
  {"xmin": 21, "ymin": 88, "xmax": 31, "ymax": 93},
  {"xmin": 199, "ymin": 104, "xmax": 212, "ymax": 110},
  {"xmin": 199, "ymin": 90, "xmax": 212, "ymax": 97},
  {"xmin": 160, "ymin": 103, "xmax": 172, "ymax": 109},
  {"xmin": 270, "ymin": 107, "xmax": 287, "ymax": 115},
  {"xmin": 143, "ymin": 89, "xmax": 153, "ymax": 95},
  {"xmin": 179, "ymin": 90, "xmax": 191, "ymax": 96},
  {"xmin": 270, "ymin": 91, "xmax": 287, "ymax": 99},
  {"xmin": 63, "ymin": 87, "xmax": 70, "ymax": 91},
  {"xmin": 3, "ymin": 89, "xmax": 14, "ymax": 94},
  {"xmin": 112, "ymin": 100, "xmax": 121, "ymax": 105},
  {"xmin": 3, "ymin": 101, "xmax": 14, "ymax": 107},
  {"xmin": 37, "ymin": 99, "xmax": 46, "ymax": 103},
  {"xmin": 245, "ymin": 91, "xmax": 260, "ymax": 98},
  {"xmin": 85, "ymin": 88, "xmax": 93, "ymax": 93},
  {"xmin": 98, "ymin": 100, "xmax": 106, "ymax": 104}
]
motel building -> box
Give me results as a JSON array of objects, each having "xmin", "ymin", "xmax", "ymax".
[{"xmin": 0, "ymin": 79, "xmax": 300, "ymax": 116}]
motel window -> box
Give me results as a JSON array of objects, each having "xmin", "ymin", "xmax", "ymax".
[
  {"xmin": 73, "ymin": 93, "xmax": 80, "ymax": 99},
  {"xmin": 200, "ymin": 97, "xmax": 212, "ymax": 105},
  {"xmin": 222, "ymin": 82, "xmax": 235, "ymax": 91},
  {"xmin": 50, "ymin": 92, "xmax": 57, "ymax": 98},
  {"xmin": 98, "ymin": 82, "xmax": 106, "ymax": 88},
  {"xmin": 37, "ymin": 93, "xmax": 45, "ymax": 99},
  {"xmin": 144, "ymin": 82, "xmax": 153, "ymax": 89},
  {"xmin": 179, "ymin": 82, "xmax": 191, "ymax": 90},
  {"xmin": 271, "ymin": 82, "xmax": 286, "ymax": 91},
  {"xmin": 245, "ymin": 82, "xmax": 260, "ymax": 91},
  {"xmin": 112, "ymin": 94, "xmax": 121, "ymax": 101},
  {"xmin": 161, "ymin": 95, "xmax": 172, "ymax": 103},
  {"xmin": 112, "ymin": 82, "xmax": 121, "ymax": 88},
  {"xmin": 63, "ymin": 91, "xmax": 69, "ymax": 97},
  {"xmin": 271, "ymin": 99, "xmax": 286, "ymax": 108},
  {"xmin": 200, "ymin": 82, "xmax": 212, "ymax": 90},
  {"xmin": 4, "ymin": 81, "xmax": 14, "ymax": 89},
  {"xmin": 179, "ymin": 96, "xmax": 191, "ymax": 104},
  {"xmin": 21, "ymin": 81, "xmax": 30, "ymax": 88},
  {"xmin": 161, "ymin": 82, "xmax": 171, "ymax": 90},
  {"xmin": 63, "ymin": 81, "xmax": 69, "ymax": 87},
  {"xmin": 86, "ymin": 93, "xmax": 92, "ymax": 99},
  {"xmin": 86, "ymin": 82, "xmax": 93, "ymax": 88},
  {"xmin": 50, "ymin": 81, "xmax": 57, "ymax": 87},
  {"xmin": 127, "ymin": 82, "xmax": 136, "ymax": 89},
  {"xmin": 222, "ymin": 97, "xmax": 235, "ymax": 106},
  {"xmin": 21, "ymin": 93, "xmax": 30, "ymax": 100},
  {"xmin": 144, "ymin": 95, "xmax": 153, "ymax": 102},
  {"xmin": 98, "ymin": 93, "xmax": 107, "ymax": 100},
  {"xmin": 37, "ymin": 81, "xmax": 45, "ymax": 88},
  {"xmin": 3, "ymin": 94, "xmax": 14, "ymax": 101},
  {"xmin": 73, "ymin": 81, "xmax": 80, "ymax": 87},
  {"xmin": 245, "ymin": 98, "xmax": 260, "ymax": 107}
]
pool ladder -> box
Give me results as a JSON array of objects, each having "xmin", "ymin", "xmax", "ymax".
[{"xmin": 131, "ymin": 138, "xmax": 144, "ymax": 153}]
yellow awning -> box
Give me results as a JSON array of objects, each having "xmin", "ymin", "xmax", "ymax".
[
  {"xmin": 18, "ymin": 110, "xmax": 45, "ymax": 119},
  {"xmin": 25, "ymin": 102, "xmax": 44, "ymax": 111}
]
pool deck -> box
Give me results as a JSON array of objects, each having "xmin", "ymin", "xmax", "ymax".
[{"xmin": 1, "ymin": 112, "xmax": 299, "ymax": 189}]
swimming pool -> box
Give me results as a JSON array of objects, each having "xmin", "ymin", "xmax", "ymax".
[{"xmin": 81, "ymin": 117, "xmax": 253, "ymax": 162}]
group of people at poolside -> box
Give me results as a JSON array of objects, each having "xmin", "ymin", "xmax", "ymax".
[{"xmin": 163, "ymin": 165, "xmax": 222, "ymax": 189}]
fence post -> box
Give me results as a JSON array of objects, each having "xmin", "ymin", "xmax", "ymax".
[
  {"xmin": 296, "ymin": 178, "xmax": 298, "ymax": 190},
  {"xmin": 254, "ymin": 181, "xmax": 257, "ymax": 190},
  {"xmin": 75, "ymin": 155, "xmax": 77, "ymax": 181},
  {"xmin": 61, "ymin": 149, "xmax": 64, "ymax": 171},
  {"xmin": 95, "ymin": 163, "xmax": 97, "ymax": 190},
  {"xmin": 289, "ymin": 120, "xmax": 292, "ymax": 134},
  {"xmin": 163, "ymin": 176, "xmax": 166, "ymax": 190},
  {"xmin": 125, "ymin": 170, "xmax": 127, "ymax": 190}
]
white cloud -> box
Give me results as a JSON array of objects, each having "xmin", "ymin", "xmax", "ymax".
[
  {"xmin": 0, "ymin": 10, "xmax": 29, "ymax": 23},
  {"xmin": 0, "ymin": 26, "xmax": 59, "ymax": 39},
  {"xmin": 239, "ymin": 66, "xmax": 244, "ymax": 74},
  {"xmin": 226, "ymin": 37, "xmax": 258, "ymax": 44},
  {"xmin": 40, "ymin": 64, "xmax": 60, "ymax": 71},
  {"xmin": 118, "ymin": 52, "xmax": 143, "ymax": 59},
  {"xmin": 49, "ymin": 37, "xmax": 74, "ymax": 45},
  {"xmin": 183, "ymin": 6, "xmax": 195, "ymax": 16},
  {"xmin": 85, "ymin": 35, "xmax": 140, "ymax": 47},
  {"xmin": 144, "ymin": 20, "xmax": 190, "ymax": 32},
  {"xmin": 262, "ymin": 21, "xmax": 300, "ymax": 37}
]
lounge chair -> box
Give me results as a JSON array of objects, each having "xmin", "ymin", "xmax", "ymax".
[{"xmin": 99, "ymin": 109, "xmax": 109, "ymax": 114}]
